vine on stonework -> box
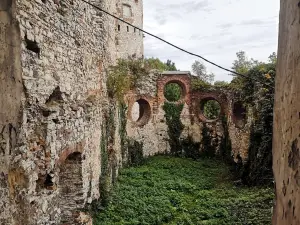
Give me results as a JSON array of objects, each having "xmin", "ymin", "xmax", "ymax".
[
  {"xmin": 233, "ymin": 63, "xmax": 275, "ymax": 186},
  {"xmin": 106, "ymin": 59, "xmax": 148, "ymax": 102},
  {"xmin": 118, "ymin": 103, "xmax": 128, "ymax": 163},
  {"xmin": 163, "ymin": 102, "xmax": 184, "ymax": 156}
]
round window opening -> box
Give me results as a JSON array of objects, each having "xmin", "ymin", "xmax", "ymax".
[
  {"xmin": 200, "ymin": 99, "xmax": 221, "ymax": 121},
  {"xmin": 131, "ymin": 99, "xmax": 151, "ymax": 125},
  {"xmin": 164, "ymin": 83, "xmax": 183, "ymax": 102}
]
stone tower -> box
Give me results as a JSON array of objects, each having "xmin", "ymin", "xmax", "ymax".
[{"xmin": 115, "ymin": 0, "xmax": 144, "ymax": 59}]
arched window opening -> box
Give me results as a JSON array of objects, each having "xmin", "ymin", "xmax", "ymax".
[{"xmin": 59, "ymin": 152, "xmax": 84, "ymax": 224}]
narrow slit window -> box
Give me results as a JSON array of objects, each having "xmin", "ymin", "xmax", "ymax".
[
  {"xmin": 127, "ymin": 26, "xmax": 129, "ymax": 32},
  {"xmin": 118, "ymin": 24, "xmax": 120, "ymax": 31}
]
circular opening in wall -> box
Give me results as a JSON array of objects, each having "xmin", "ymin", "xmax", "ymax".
[
  {"xmin": 233, "ymin": 102, "xmax": 247, "ymax": 128},
  {"xmin": 131, "ymin": 99, "xmax": 151, "ymax": 126},
  {"xmin": 164, "ymin": 82, "xmax": 183, "ymax": 102},
  {"xmin": 200, "ymin": 99, "xmax": 221, "ymax": 121}
]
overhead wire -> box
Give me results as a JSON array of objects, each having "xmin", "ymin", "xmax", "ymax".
[{"xmin": 80, "ymin": 0, "xmax": 273, "ymax": 88}]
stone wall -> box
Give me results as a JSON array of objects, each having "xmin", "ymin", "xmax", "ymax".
[
  {"xmin": 126, "ymin": 72, "xmax": 251, "ymax": 160},
  {"xmin": 0, "ymin": 0, "xmax": 143, "ymax": 224},
  {"xmin": 272, "ymin": 0, "xmax": 300, "ymax": 224},
  {"xmin": 0, "ymin": 0, "xmax": 23, "ymax": 224}
]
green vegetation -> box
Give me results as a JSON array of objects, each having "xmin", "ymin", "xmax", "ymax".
[
  {"xmin": 144, "ymin": 58, "xmax": 177, "ymax": 71},
  {"xmin": 192, "ymin": 60, "xmax": 214, "ymax": 83},
  {"xmin": 107, "ymin": 59, "xmax": 148, "ymax": 102},
  {"xmin": 107, "ymin": 58, "xmax": 177, "ymax": 102},
  {"xmin": 202, "ymin": 100, "xmax": 221, "ymax": 120},
  {"xmin": 164, "ymin": 83, "xmax": 182, "ymax": 102},
  {"xmin": 162, "ymin": 102, "xmax": 184, "ymax": 155},
  {"xmin": 93, "ymin": 156, "xmax": 274, "ymax": 225},
  {"xmin": 229, "ymin": 51, "xmax": 276, "ymax": 185}
]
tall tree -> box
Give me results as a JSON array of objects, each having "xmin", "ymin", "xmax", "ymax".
[
  {"xmin": 165, "ymin": 60, "xmax": 177, "ymax": 71},
  {"xmin": 192, "ymin": 60, "xmax": 214, "ymax": 83},
  {"xmin": 144, "ymin": 58, "xmax": 177, "ymax": 71},
  {"xmin": 268, "ymin": 52, "xmax": 277, "ymax": 64},
  {"xmin": 231, "ymin": 51, "xmax": 261, "ymax": 74}
]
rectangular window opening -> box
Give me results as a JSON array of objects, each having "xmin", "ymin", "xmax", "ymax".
[
  {"xmin": 118, "ymin": 25, "xmax": 121, "ymax": 31},
  {"xmin": 127, "ymin": 26, "xmax": 129, "ymax": 32}
]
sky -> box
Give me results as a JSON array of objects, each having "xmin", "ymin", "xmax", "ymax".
[{"xmin": 143, "ymin": 0, "xmax": 280, "ymax": 82}]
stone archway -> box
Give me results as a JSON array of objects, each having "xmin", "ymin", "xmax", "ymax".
[{"xmin": 58, "ymin": 152, "xmax": 84, "ymax": 224}]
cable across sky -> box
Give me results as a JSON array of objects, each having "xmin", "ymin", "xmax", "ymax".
[{"xmin": 80, "ymin": 0, "xmax": 273, "ymax": 88}]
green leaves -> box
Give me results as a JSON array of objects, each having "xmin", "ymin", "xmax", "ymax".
[{"xmin": 93, "ymin": 157, "xmax": 274, "ymax": 225}]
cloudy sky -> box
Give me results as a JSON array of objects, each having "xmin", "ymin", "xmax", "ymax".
[{"xmin": 143, "ymin": 0, "xmax": 280, "ymax": 82}]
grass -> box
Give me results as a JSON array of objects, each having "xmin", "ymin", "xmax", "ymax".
[{"xmin": 93, "ymin": 156, "xmax": 274, "ymax": 225}]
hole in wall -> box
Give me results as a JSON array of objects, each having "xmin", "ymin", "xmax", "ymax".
[
  {"xmin": 130, "ymin": 99, "xmax": 151, "ymax": 126},
  {"xmin": 44, "ymin": 174, "xmax": 54, "ymax": 188},
  {"xmin": 164, "ymin": 82, "xmax": 183, "ymax": 102},
  {"xmin": 118, "ymin": 24, "xmax": 120, "ymax": 31},
  {"xmin": 45, "ymin": 86, "xmax": 63, "ymax": 104},
  {"xmin": 232, "ymin": 101, "xmax": 247, "ymax": 128},
  {"xmin": 127, "ymin": 26, "xmax": 129, "ymax": 32},
  {"xmin": 200, "ymin": 99, "xmax": 221, "ymax": 121},
  {"xmin": 25, "ymin": 35, "xmax": 40, "ymax": 56}
]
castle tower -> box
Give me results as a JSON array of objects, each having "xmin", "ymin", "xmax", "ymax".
[{"xmin": 115, "ymin": 0, "xmax": 144, "ymax": 59}]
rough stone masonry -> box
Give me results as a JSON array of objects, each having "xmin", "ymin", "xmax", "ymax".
[
  {"xmin": 0, "ymin": 0, "xmax": 143, "ymax": 224},
  {"xmin": 0, "ymin": 0, "xmax": 251, "ymax": 224}
]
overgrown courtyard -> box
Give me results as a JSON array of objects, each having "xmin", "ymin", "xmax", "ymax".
[{"xmin": 93, "ymin": 156, "xmax": 274, "ymax": 225}]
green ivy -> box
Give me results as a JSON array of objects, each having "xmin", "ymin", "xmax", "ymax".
[
  {"xmin": 163, "ymin": 102, "xmax": 184, "ymax": 156},
  {"xmin": 234, "ymin": 63, "xmax": 275, "ymax": 186},
  {"xmin": 127, "ymin": 139, "xmax": 144, "ymax": 166},
  {"xmin": 118, "ymin": 103, "xmax": 128, "ymax": 163}
]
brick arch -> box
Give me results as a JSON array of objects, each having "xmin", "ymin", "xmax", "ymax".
[
  {"xmin": 191, "ymin": 92, "xmax": 229, "ymax": 122},
  {"xmin": 56, "ymin": 141, "xmax": 84, "ymax": 166},
  {"xmin": 157, "ymin": 73, "xmax": 191, "ymax": 105}
]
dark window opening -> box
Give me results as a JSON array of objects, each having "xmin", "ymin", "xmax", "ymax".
[
  {"xmin": 127, "ymin": 26, "xmax": 129, "ymax": 32},
  {"xmin": 44, "ymin": 174, "xmax": 54, "ymax": 188},
  {"xmin": 232, "ymin": 102, "xmax": 247, "ymax": 128},
  {"xmin": 118, "ymin": 24, "xmax": 120, "ymax": 31},
  {"xmin": 25, "ymin": 35, "xmax": 40, "ymax": 56}
]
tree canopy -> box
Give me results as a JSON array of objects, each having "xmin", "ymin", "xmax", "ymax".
[{"xmin": 191, "ymin": 60, "xmax": 214, "ymax": 84}]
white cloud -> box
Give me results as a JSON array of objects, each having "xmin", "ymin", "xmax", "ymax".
[{"xmin": 143, "ymin": 0, "xmax": 280, "ymax": 82}]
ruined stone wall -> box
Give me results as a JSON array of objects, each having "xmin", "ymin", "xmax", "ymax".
[
  {"xmin": 0, "ymin": 0, "xmax": 133, "ymax": 224},
  {"xmin": 115, "ymin": 0, "xmax": 144, "ymax": 59},
  {"xmin": 126, "ymin": 72, "xmax": 251, "ymax": 160}
]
